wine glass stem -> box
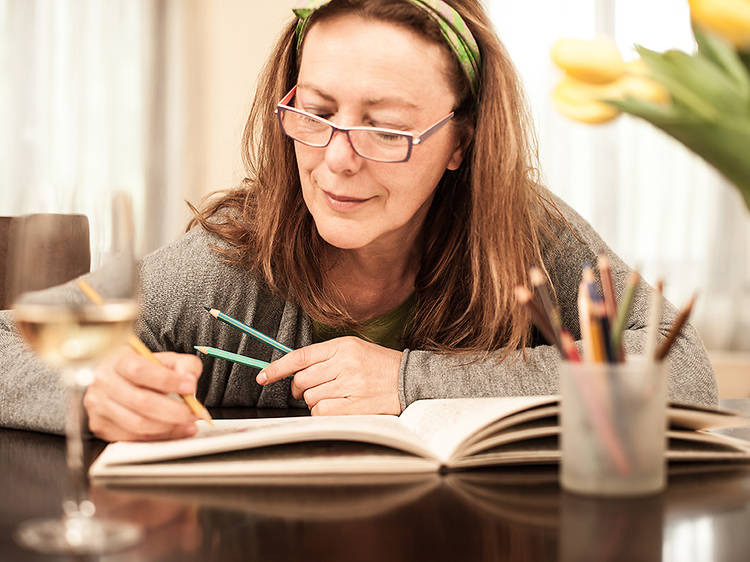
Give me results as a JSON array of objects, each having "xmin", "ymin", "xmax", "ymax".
[{"xmin": 63, "ymin": 373, "xmax": 94, "ymax": 521}]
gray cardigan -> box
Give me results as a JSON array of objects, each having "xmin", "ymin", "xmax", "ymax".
[{"xmin": 0, "ymin": 195, "xmax": 718, "ymax": 434}]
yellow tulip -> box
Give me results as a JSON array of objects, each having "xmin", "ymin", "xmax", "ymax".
[
  {"xmin": 551, "ymin": 38, "xmax": 626, "ymax": 84},
  {"xmin": 619, "ymin": 76, "xmax": 670, "ymax": 105},
  {"xmin": 689, "ymin": 0, "xmax": 750, "ymax": 48},
  {"xmin": 552, "ymin": 76, "xmax": 621, "ymax": 124},
  {"xmin": 551, "ymin": 65, "xmax": 669, "ymax": 124},
  {"xmin": 623, "ymin": 58, "xmax": 651, "ymax": 76}
]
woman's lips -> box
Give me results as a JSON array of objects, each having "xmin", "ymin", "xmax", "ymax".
[{"xmin": 322, "ymin": 190, "xmax": 372, "ymax": 211}]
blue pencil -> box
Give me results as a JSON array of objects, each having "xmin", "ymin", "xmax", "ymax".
[
  {"xmin": 194, "ymin": 346, "xmax": 270, "ymax": 370},
  {"xmin": 204, "ymin": 306, "xmax": 294, "ymax": 354}
]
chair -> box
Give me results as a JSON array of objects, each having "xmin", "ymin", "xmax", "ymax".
[{"xmin": 0, "ymin": 214, "xmax": 91, "ymax": 309}]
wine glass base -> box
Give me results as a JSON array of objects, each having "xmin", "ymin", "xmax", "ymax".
[{"xmin": 14, "ymin": 516, "xmax": 142, "ymax": 555}]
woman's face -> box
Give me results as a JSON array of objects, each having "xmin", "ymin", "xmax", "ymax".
[{"xmin": 294, "ymin": 14, "xmax": 466, "ymax": 254}]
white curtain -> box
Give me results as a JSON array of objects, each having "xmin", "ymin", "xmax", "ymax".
[
  {"xmin": 0, "ymin": 0, "xmax": 202, "ymax": 264},
  {"xmin": 490, "ymin": 0, "xmax": 750, "ymax": 351}
]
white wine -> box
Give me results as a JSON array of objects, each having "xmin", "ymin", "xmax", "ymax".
[{"xmin": 14, "ymin": 301, "xmax": 138, "ymax": 374}]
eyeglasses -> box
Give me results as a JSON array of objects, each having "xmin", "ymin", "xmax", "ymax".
[{"xmin": 274, "ymin": 86, "xmax": 454, "ymax": 163}]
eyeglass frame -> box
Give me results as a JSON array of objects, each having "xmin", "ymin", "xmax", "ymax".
[{"xmin": 274, "ymin": 85, "xmax": 455, "ymax": 163}]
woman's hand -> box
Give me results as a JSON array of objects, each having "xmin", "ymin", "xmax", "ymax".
[
  {"xmin": 84, "ymin": 348, "xmax": 203, "ymax": 441},
  {"xmin": 256, "ymin": 336, "xmax": 403, "ymax": 416}
]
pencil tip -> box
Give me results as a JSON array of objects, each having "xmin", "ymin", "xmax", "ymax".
[
  {"xmin": 529, "ymin": 267, "xmax": 545, "ymax": 286},
  {"xmin": 194, "ymin": 345, "xmax": 205, "ymax": 353},
  {"xmin": 514, "ymin": 285, "xmax": 532, "ymax": 303},
  {"xmin": 203, "ymin": 306, "xmax": 211, "ymax": 311}
]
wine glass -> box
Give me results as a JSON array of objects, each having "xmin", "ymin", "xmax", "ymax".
[{"xmin": 8, "ymin": 191, "xmax": 142, "ymax": 554}]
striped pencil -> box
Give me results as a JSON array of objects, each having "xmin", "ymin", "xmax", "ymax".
[
  {"xmin": 194, "ymin": 346, "xmax": 271, "ymax": 371},
  {"xmin": 204, "ymin": 306, "xmax": 293, "ymax": 354}
]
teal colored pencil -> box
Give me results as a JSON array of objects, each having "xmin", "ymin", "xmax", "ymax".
[
  {"xmin": 194, "ymin": 346, "xmax": 270, "ymax": 370},
  {"xmin": 204, "ymin": 306, "xmax": 293, "ymax": 354}
]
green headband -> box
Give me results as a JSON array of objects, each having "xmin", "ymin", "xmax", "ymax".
[{"xmin": 292, "ymin": 0, "xmax": 481, "ymax": 97}]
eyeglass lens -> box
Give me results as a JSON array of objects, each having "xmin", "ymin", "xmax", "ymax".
[{"xmin": 279, "ymin": 109, "xmax": 410, "ymax": 162}]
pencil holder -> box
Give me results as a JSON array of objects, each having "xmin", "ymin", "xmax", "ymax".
[{"xmin": 559, "ymin": 357, "xmax": 668, "ymax": 496}]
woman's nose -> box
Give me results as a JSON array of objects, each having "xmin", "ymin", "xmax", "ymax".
[{"xmin": 324, "ymin": 129, "xmax": 363, "ymax": 175}]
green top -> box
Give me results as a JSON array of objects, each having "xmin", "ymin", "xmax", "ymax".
[{"xmin": 311, "ymin": 293, "xmax": 416, "ymax": 350}]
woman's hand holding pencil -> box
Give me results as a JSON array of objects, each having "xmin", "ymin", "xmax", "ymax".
[
  {"xmin": 197, "ymin": 306, "xmax": 403, "ymax": 416},
  {"xmin": 77, "ymin": 280, "xmax": 210, "ymax": 441}
]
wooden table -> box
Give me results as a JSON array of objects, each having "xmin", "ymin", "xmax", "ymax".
[{"xmin": 2, "ymin": 402, "xmax": 750, "ymax": 562}]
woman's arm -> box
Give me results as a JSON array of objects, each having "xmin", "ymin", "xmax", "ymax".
[
  {"xmin": 0, "ymin": 309, "xmax": 67, "ymax": 433},
  {"xmin": 399, "ymin": 193, "xmax": 718, "ymax": 409}
]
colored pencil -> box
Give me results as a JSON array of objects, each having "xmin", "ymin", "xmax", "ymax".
[
  {"xmin": 577, "ymin": 281, "xmax": 595, "ymax": 363},
  {"xmin": 560, "ymin": 329, "xmax": 582, "ymax": 362},
  {"xmin": 529, "ymin": 266, "xmax": 563, "ymax": 349},
  {"xmin": 644, "ymin": 280, "xmax": 664, "ymax": 361},
  {"xmin": 655, "ymin": 293, "xmax": 698, "ymax": 361},
  {"xmin": 515, "ymin": 286, "xmax": 565, "ymax": 356},
  {"xmin": 597, "ymin": 253, "xmax": 618, "ymax": 325},
  {"xmin": 610, "ymin": 270, "xmax": 640, "ymax": 359},
  {"xmin": 194, "ymin": 346, "xmax": 271, "ymax": 371},
  {"xmin": 569, "ymin": 365, "xmax": 630, "ymax": 475},
  {"xmin": 77, "ymin": 280, "xmax": 213, "ymax": 424},
  {"xmin": 583, "ymin": 265, "xmax": 608, "ymax": 362},
  {"xmin": 204, "ymin": 306, "xmax": 293, "ymax": 355}
]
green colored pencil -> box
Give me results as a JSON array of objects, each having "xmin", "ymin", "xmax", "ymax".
[
  {"xmin": 194, "ymin": 346, "xmax": 270, "ymax": 370},
  {"xmin": 204, "ymin": 306, "xmax": 293, "ymax": 354},
  {"xmin": 610, "ymin": 270, "xmax": 640, "ymax": 359}
]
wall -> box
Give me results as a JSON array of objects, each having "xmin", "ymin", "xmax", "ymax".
[{"xmin": 195, "ymin": 0, "xmax": 296, "ymax": 196}]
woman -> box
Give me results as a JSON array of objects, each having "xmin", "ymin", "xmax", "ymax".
[{"xmin": 0, "ymin": 0, "xmax": 716, "ymax": 440}]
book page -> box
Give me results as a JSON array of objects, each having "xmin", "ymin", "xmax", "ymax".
[
  {"xmin": 668, "ymin": 406, "xmax": 750, "ymax": 430},
  {"xmin": 397, "ymin": 396, "xmax": 557, "ymax": 462},
  {"xmin": 93, "ymin": 415, "xmax": 435, "ymax": 470},
  {"xmin": 91, "ymin": 440, "xmax": 440, "ymax": 481}
]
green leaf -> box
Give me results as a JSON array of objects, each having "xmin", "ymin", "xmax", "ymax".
[
  {"xmin": 741, "ymin": 50, "xmax": 750, "ymax": 76},
  {"xmin": 692, "ymin": 24, "xmax": 750, "ymax": 97},
  {"xmin": 635, "ymin": 45, "xmax": 721, "ymax": 121},
  {"xmin": 665, "ymin": 49, "xmax": 747, "ymax": 111},
  {"xmin": 607, "ymin": 96, "xmax": 687, "ymax": 124}
]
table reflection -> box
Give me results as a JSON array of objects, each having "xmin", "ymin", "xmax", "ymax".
[{"xmin": 3, "ymin": 417, "xmax": 750, "ymax": 562}]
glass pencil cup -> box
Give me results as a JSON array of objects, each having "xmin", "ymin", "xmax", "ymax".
[{"xmin": 559, "ymin": 357, "xmax": 668, "ymax": 496}]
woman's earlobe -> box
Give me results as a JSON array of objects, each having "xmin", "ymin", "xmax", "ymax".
[{"xmin": 446, "ymin": 126, "xmax": 474, "ymax": 171}]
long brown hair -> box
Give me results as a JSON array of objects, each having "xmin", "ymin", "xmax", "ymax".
[{"xmin": 188, "ymin": 0, "xmax": 559, "ymax": 356}]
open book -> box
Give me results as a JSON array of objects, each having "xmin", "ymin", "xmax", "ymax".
[{"xmin": 89, "ymin": 396, "xmax": 750, "ymax": 483}]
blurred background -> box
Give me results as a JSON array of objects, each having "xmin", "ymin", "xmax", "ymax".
[{"xmin": 1, "ymin": 0, "xmax": 749, "ymax": 359}]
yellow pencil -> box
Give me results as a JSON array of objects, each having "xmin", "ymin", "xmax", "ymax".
[{"xmin": 77, "ymin": 280, "xmax": 213, "ymax": 425}]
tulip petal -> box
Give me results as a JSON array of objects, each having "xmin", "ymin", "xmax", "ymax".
[
  {"xmin": 689, "ymin": 0, "xmax": 750, "ymax": 49},
  {"xmin": 551, "ymin": 38, "xmax": 625, "ymax": 84},
  {"xmin": 552, "ymin": 77, "xmax": 621, "ymax": 123}
]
